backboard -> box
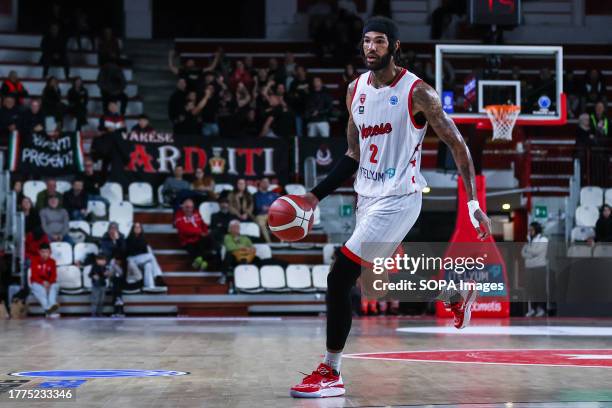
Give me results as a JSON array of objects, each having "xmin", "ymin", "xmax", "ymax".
[{"xmin": 435, "ymin": 44, "xmax": 566, "ymax": 128}]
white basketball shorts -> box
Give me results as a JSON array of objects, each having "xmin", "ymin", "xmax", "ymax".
[{"xmin": 343, "ymin": 192, "xmax": 422, "ymax": 264}]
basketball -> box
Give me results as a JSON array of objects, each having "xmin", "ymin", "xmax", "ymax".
[{"xmin": 268, "ymin": 195, "xmax": 314, "ymax": 242}]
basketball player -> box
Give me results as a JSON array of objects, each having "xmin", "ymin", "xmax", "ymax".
[{"xmin": 290, "ymin": 16, "xmax": 492, "ymax": 398}]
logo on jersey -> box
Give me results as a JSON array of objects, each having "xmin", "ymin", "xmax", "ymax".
[
  {"xmin": 359, "ymin": 123, "xmax": 392, "ymax": 140},
  {"xmin": 385, "ymin": 167, "xmax": 396, "ymax": 179},
  {"xmin": 389, "ymin": 95, "xmax": 398, "ymax": 106},
  {"xmin": 358, "ymin": 106, "xmax": 364, "ymax": 114},
  {"xmin": 359, "ymin": 166, "xmax": 387, "ymax": 183},
  {"xmin": 359, "ymin": 94, "xmax": 366, "ymax": 104}
]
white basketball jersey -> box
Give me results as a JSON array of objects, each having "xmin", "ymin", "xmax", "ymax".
[{"xmin": 351, "ymin": 68, "xmax": 428, "ymax": 197}]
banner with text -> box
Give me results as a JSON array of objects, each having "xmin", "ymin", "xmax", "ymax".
[
  {"xmin": 92, "ymin": 131, "xmax": 289, "ymax": 187},
  {"xmin": 8, "ymin": 131, "xmax": 85, "ymax": 177}
]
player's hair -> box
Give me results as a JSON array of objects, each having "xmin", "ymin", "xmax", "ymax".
[{"xmin": 360, "ymin": 16, "xmax": 401, "ymax": 62}]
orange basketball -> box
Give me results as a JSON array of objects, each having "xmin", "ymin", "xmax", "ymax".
[{"xmin": 267, "ymin": 195, "xmax": 314, "ymax": 242}]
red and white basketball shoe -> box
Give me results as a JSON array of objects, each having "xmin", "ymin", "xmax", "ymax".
[
  {"xmin": 447, "ymin": 280, "xmax": 478, "ymax": 329},
  {"xmin": 290, "ymin": 363, "xmax": 345, "ymax": 398}
]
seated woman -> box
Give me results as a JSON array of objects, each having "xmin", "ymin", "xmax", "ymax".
[
  {"xmin": 125, "ymin": 222, "xmax": 164, "ymax": 289},
  {"xmin": 191, "ymin": 169, "xmax": 218, "ymax": 203},
  {"xmin": 227, "ymin": 178, "xmax": 254, "ymax": 221}
]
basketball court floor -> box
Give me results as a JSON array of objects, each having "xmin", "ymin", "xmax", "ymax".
[{"xmin": 1, "ymin": 317, "xmax": 612, "ymax": 407}]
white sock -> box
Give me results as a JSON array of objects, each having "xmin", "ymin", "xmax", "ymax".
[{"xmin": 323, "ymin": 351, "xmax": 342, "ymax": 373}]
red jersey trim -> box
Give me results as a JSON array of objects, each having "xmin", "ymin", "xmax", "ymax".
[
  {"xmin": 341, "ymin": 245, "xmax": 373, "ymax": 268},
  {"xmin": 350, "ymin": 75, "xmax": 361, "ymax": 106},
  {"xmin": 408, "ymin": 79, "xmax": 426, "ymax": 129},
  {"xmin": 389, "ymin": 68, "xmax": 407, "ymax": 88}
]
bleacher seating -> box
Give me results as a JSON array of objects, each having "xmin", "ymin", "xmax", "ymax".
[
  {"xmin": 593, "ymin": 244, "xmax": 612, "ymax": 258},
  {"xmin": 605, "ymin": 189, "xmax": 612, "ymax": 207},
  {"xmin": 322, "ymin": 244, "xmax": 336, "ymax": 264},
  {"xmin": 580, "ymin": 186, "xmax": 604, "ymax": 207},
  {"xmin": 87, "ymin": 200, "xmax": 107, "ymax": 218},
  {"xmin": 50, "ymin": 242, "xmax": 73, "ymax": 266},
  {"xmin": 567, "ymin": 244, "xmax": 593, "ymax": 258},
  {"xmin": 91, "ymin": 221, "xmax": 110, "ymax": 238},
  {"xmin": 74, "ymin": 242, "xmax": 99, "ymax": 264},
  {"xmin": 286, "ymin": 265, "xmax": 315, "ymax": 293},
  {"xmin": 259, "ymin": 265, "xmax": 290, "ymax": 293},
  {"xmin": 101, "ymin": 182, "xmax": 124, "ymax": 204},
  {"xmin": 128, "ymin": 182, "xmax": 154, "ymax": 206},
  {"xmin": 56, "ymin": 181, "xmax": 72, "ymax": 194},
  {"xmin": 199, "ymin": 202, "xmax": 220, "ymax": 224},
  {"xmin": 23, "ymin": 180, "xmax": 45, "ymax": 203},
  {"xmin": 56, "ymin": 265, "xmax": 84, "ymax": 294},
  {"xmin": 69, "ymin": 220, "xmax": 91, "ymax": 236},
  {"xmin": 284, "ymin": 184, "xmax": 307, "ymax": 195},
  {"xmin": 575, "ymin": 205, "xmax": 599, "ymax": 227},
  {"xmin": 240, "ymin": 222, "xmax": 261, "ymax": 239},
  {"xmin": 311, "ymin": 264, "xmax": 330, "ymax": 291},
  {"xmin": 570, "ymin": 226, "xmax": 595, "ymax": 242},
  {"xmin": 214, "ymin": 183, "xmax": 233, "ymax": 194},
  {"xmin": 234, "ymin": 264, "xmax": 264, "ymax": 294},
  {"xmin": 253, "ymin": 243, "xmax": 272, "ymax": 260},
  {"xmin": 109, "ymin": 201, "xmax": 134, "ymax": 235}
]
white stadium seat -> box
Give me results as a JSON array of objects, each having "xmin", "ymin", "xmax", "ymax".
[
  {"xmin": 87, "ymin": 200, "xmax": 107, "ymax": 218},
  {"xmin": 118, "ymin": 222, "xmax": 133, "ymax": 236},
  {"xmin": 286, "ymin": 264, "xmax": 315, "ymax": 292},
  {"xmin": 214, "ymin": 183, "xmax": 234, "ymax": 194},
  {"xmin": 56, "ymin": 265, "xmax": 83, "ymax": 291},
  {"xmin": 605, "ymin": 188, "xmax": 612, "ymax": 206},
  {"xmin": 240, "ymin": 222, "xmax": 261, "ymax": 238},
  {"xmin": 567, "ymin": 244, "xmax": 592, "ymax": 258},
  {"xmin": 73, "ymin": 242, "xmax": 99, "ymax": 264},
  {"xmin": 82, "ymin": 265, "xmax": 93, "ymax": 289},
  {"xmin": 56, "ymin": 180, "xmax": 72, "ymax": 194},
  {"xmin": 268, "ymin": 183, "xmax": 279, "ymax": 192},
  {"xmin": 128, "ymin": 182, "xmax": 154, "ymax": 206},
  {"xmin": 570, "ymin": 226, "xmax": 595, "ymax": 242},
  {"xmin": 580, "ymin": 186, "xmax": 603, "ymax": 207},
  {"xmin": 234, "ymin": 265, "xmax": 264, "ymax": 293},
  {"xmin": 575, "ymin": 205, "xmax": 599, "ymax": 227},
  {"xmin": 69, "ymin": 220, "xmax": 91, "ymax": 236},
  {"xmin": 50, "ymin": 242, "xmax": 73, "ymax": 266},
  {"xmin": 199, "ymin": 202, "xmax": 220, "ymax": 225},
  {"xmin": 91, "ymin": 221, "xmax": 110, "ymax": 238},
  {"xmin": 312, "ymin": 264, "xmax": 330, "ymax": 291},
  {"xmin": 100, "ymin": 182, "xmax": 124, "ymax": 204},
  {"xmin": 323, "ymin": 244, "xmax": 336, "ymax": 265},
  {"xmin": 109, "ymin": 201, "xmax": 134, "ymax": 225},
  {"xmin": 253, "ymin": 243, "xmax": 272, "ymax": 260},
  {"xmin": 313, "ymin": 206, "xmax": 321, "ymax": 226},
  {"xmin": 284, "ymin": 184, "xmax": 306, "ymax": 195},
  {"xmin": 247, "ymin": 185, "xmax": 258, "ymax": 195},
  {"xmin": 23, "ymin": 180, "xmax": 45, "ymax": 203},
  {"xmin": 259, "ymin": 265, "xmax": 289, "ymax": 292},
  {"xmin": 593, "ymin": 244, "xmax": 612, "ymax": 258},
  {"xmin": 157, "ymin": 185, "xmax": 169, "ymax": 207}
]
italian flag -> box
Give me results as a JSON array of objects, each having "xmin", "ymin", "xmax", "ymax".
[
  {"xmin": 8, "ymin": 130, "xmax": 19, "ymax": 171},
  {"xmin": 74, "ymin": 131, "xmax": 85, "ymax": 172}
]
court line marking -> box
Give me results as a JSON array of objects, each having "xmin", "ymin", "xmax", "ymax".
[
  {"xmin": 396, "ymin": 325, "xmax": 612, "ymax": 336},
  {"xmin": 344, "ymin": 348, "xmax": 612, "ymax": 369}
]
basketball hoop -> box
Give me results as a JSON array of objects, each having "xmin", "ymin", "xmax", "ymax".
[{"xmin": 484, "ymin": 105, "xmax": 521, "ymax": 141}]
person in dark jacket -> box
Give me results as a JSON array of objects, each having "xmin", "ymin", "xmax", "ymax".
[
  {"xmin": 40, "ymin": 23, "xmax": 69, "ymax": 79},
  {"xmin": 168, "ymin": 78, "xmax": 187, "ymax": 126},
  {"xmin": 97, "ymin": 62, "xmax": 127, "ymax": 115},
  {"xmin": 63, "ymin": 179, "xmax": 88, "ymax": 220},
  {"xmin": 210, "ymin": 197, "xmax": 238, "ymax": 244},
  {"xmin": 100, "ymin": 222, "xmax": 126, "ymax": 259},
  {"xmin": 89, "ymin": 254, "xmax": 110, "ymax": 317},
  {"xmin": 126, "ymin": 222, "xmax": 163, "ymax": 288},
  {"xmin": 1, "ymin": 70, "xmax": 28, "ymax": 105},
  {"xmin": 0, "ymin": 94, "xmax": 20, "ymax": 144},
  {"xmin": 305, "ymin": 76, "xmax": 333, "ymax": 137},
  {"xmin": 130, "ymin": 114, "xmax": 155, "ymax": 133},
  {"xmin": 67, "ymin": 76, "xmax": 89, "ymax": 130},
  {"xmin": 97, "ymin": 27, "xmax": 122, "ymax": 66},
  {"xmin": 595, "ymin": 204, "xmax": 612, "ymax": 242},
  {"xmin": 20, "ymin": 196, "xmax": 41, "ymax": 234},
  {"xmin": 41, "ymin": 76, "xmax": 65, "ymax": 120},
  {"xmin": 20, "ymin": 98, "xmax": 45, "ymax": 133}
]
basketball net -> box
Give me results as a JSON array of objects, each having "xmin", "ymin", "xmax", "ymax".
[{"xmin": 484, "ymin": 105, "xmax": 521, "ymax": 141}]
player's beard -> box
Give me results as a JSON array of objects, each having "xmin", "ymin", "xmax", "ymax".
[{"xmin": 364, "ymin": 49, "xmax": 393, "ymax": 71}]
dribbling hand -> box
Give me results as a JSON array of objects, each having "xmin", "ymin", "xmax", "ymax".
[
  {"xmin": 301, "ymin": 192, "xmax": 319, "ymax": 210},
  {"xmin": 474, "ymin": 209, "xmax": 492, "ymax": 240}
]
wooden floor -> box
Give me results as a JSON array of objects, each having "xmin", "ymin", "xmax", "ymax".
[{"xmin": 1, "ymin": 317, "xmax": 612, "ymax": 407}]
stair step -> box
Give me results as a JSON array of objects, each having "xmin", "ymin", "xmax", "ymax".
[{"xmin": 135, "ymin": 211, "xmax": 174, "ymax": 224}]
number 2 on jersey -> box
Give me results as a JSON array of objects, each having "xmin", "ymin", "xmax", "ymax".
[{"xmin": 369, "ymin": 143, "xmax": 378, "ymax": 163}]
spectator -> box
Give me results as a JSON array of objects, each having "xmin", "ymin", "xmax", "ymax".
[
  {"xmin": 40, "ymin": 23, "xmax": 69, "ymax": 79},
  {"xmin": 36, "ymin": 179, "xmax": 63, "ymax": 210},
  {"xmin": 590, "ymin": 101, "xmax": 608, "ymax": 138},
  {"xmin": 253, "ymin": 178, "xmax": 279, "ymax": 242},
  {"xmin": 582, "ymin": 69, "xmax": 607, "ymax": 112},
  {"xmin": 29, "ymin": 243, "xmax": 60, "ymax": 317},
  {"xmin": 40, "ymin": 195, "xmax": 72, "ymax": 244},
  {"xmin": 240, "ymin": 108, "xmax": 260, "ymax": 137},
  {"xmin": 73, "ymin": 7, "xmax": 93, "ymax": 51},
  {"xmin": 89, "ymin": 254, "xmax": 110, "ymax": 317},
  {"xmin": 126, "ymin": 222, "xmax": 163, "ymax": 289},
  {"xmin": 0, "ymin": 94, "xmax": 20, "ymax": 143},
  {"xmin": 162, "ymin": 165, "xmax": 191, "ymax": 207},
  {"xmin": 284, "ymin": 53, "xmax": 297, "ymax": 87},
  {"xmin": 200, "ymin": 84, "xmax": 220, "ymax": 137},
  {"xmin": 576, "ymin": 113, "xmax": 596, "ymax": 148},
  {"xmin": 67, "ymin": 76, "xmax": 89, "ymax": 131},
  {"xmin": 210, "ymin": 196, "xmax": 238, "ymax": 243},
  {"xmin": 20, "ymin": 98, "xmax": 44, "ymax": 134},
  {"xmin": 217, "ymin": 87, "xmax": 237, "ymax": 136},
  {"xmin": 168, "ymin": 49, "xmax": 221, "ymax": 92},
  {"xmin": 259, "ymin": 92, "xmax": 295, "ymax": 139},
  {"xmin": 235, "ymin": 82, "xmax": 252, "ymax": 114},
  {"xmin": 288, "ymin": 65, "xmax": 310, "ymax": 137},
  {"xmin": 521, "ymin": 222, "xmax": 549, "ymax": 317},
  {"xmin": 168, "ymin": 78, "xmax": 187, "ymax": 126},
  {"xmin": 83, "ymin": 157, "xmax": 106, "ymax": 203},
  {"xmin": 12, "ymin": 178, "xmax": 24, "ymax": 204},
  {"xmin": 98, "ymin": 100, "xmax": 126, "ymax": 132},
  {"xmin": 97, "ymin": 62, "xmax": 128, "ymax": 115},
  {"xmin": 100, "ymin": 222, "xmax": 126, "ymax": 259},
  {"xmin": 595, "ymin": 204, "xmax": 612, "ymax": 242},
  {"xmin": 267, "ymin": 58, "xmax": 286, "ymax": 87},
  {"xmin": 174, "ymin": 198, "xmax": 217, "ymax": 271},
  {"xmin": 228, "ymin": 178, "xmax": 254, "ymax": 221},
  {"xmin": 173, "ymin": 92, "xmax": 209, "ymax": 135},
  {"xmin": 305, "ymin": 77, "xmax": 333, "ymax": 137},
  {"xmin": 223, "ymin": 219, "xmax": 257, "ymax": 279},
  {"xmin": 25, "ymin": 226, "xmax": 50, "ymax": 262},
  {"xmin": 63, "ymin": 178, "xmax": 88, "ymax": 220},
  {"xmin": 1, "ymin": 70, "xmax": 28, "ymax": 105},
  {"xmin": 97, "ymin": 27, "xmax": 122, "ymax": 66},
  {"xmin": 131, "ymin": 114, "xmax": 154, "ymax": 133},
  {"xmin": 229, "ymin": 60, "xmax": 254, "ymax": 91},
  {"xmin": 41, "ymin": 76, "xmax": 64, "ymax": 120},
  {"xmin": 565, "ymin": 70, "xmax": 580, "ymax": 118},
  {"xmin": 20, "ymin": 197, "xmax": 41, "ymax": 234},
  {"xmin": 192, "ymin": 169, "xmax": 217, "ymax": 202}
]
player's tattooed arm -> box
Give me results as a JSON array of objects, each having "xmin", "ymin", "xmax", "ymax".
[
  {"xmin": 345, "ymin": 80, "xmax": 360, "ymax": 162},
  {"xmin": 412, "ymin": 81, "xmax": 491, "ymax": 239}
]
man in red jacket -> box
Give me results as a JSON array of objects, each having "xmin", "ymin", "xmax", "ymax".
[
  {"xmin": 174, "ymin": 198, "xmax": 217, "ymax": 270},
  {"xmin": 29, "ymin": 243, "xmax": 60, "ymax": 317}
]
